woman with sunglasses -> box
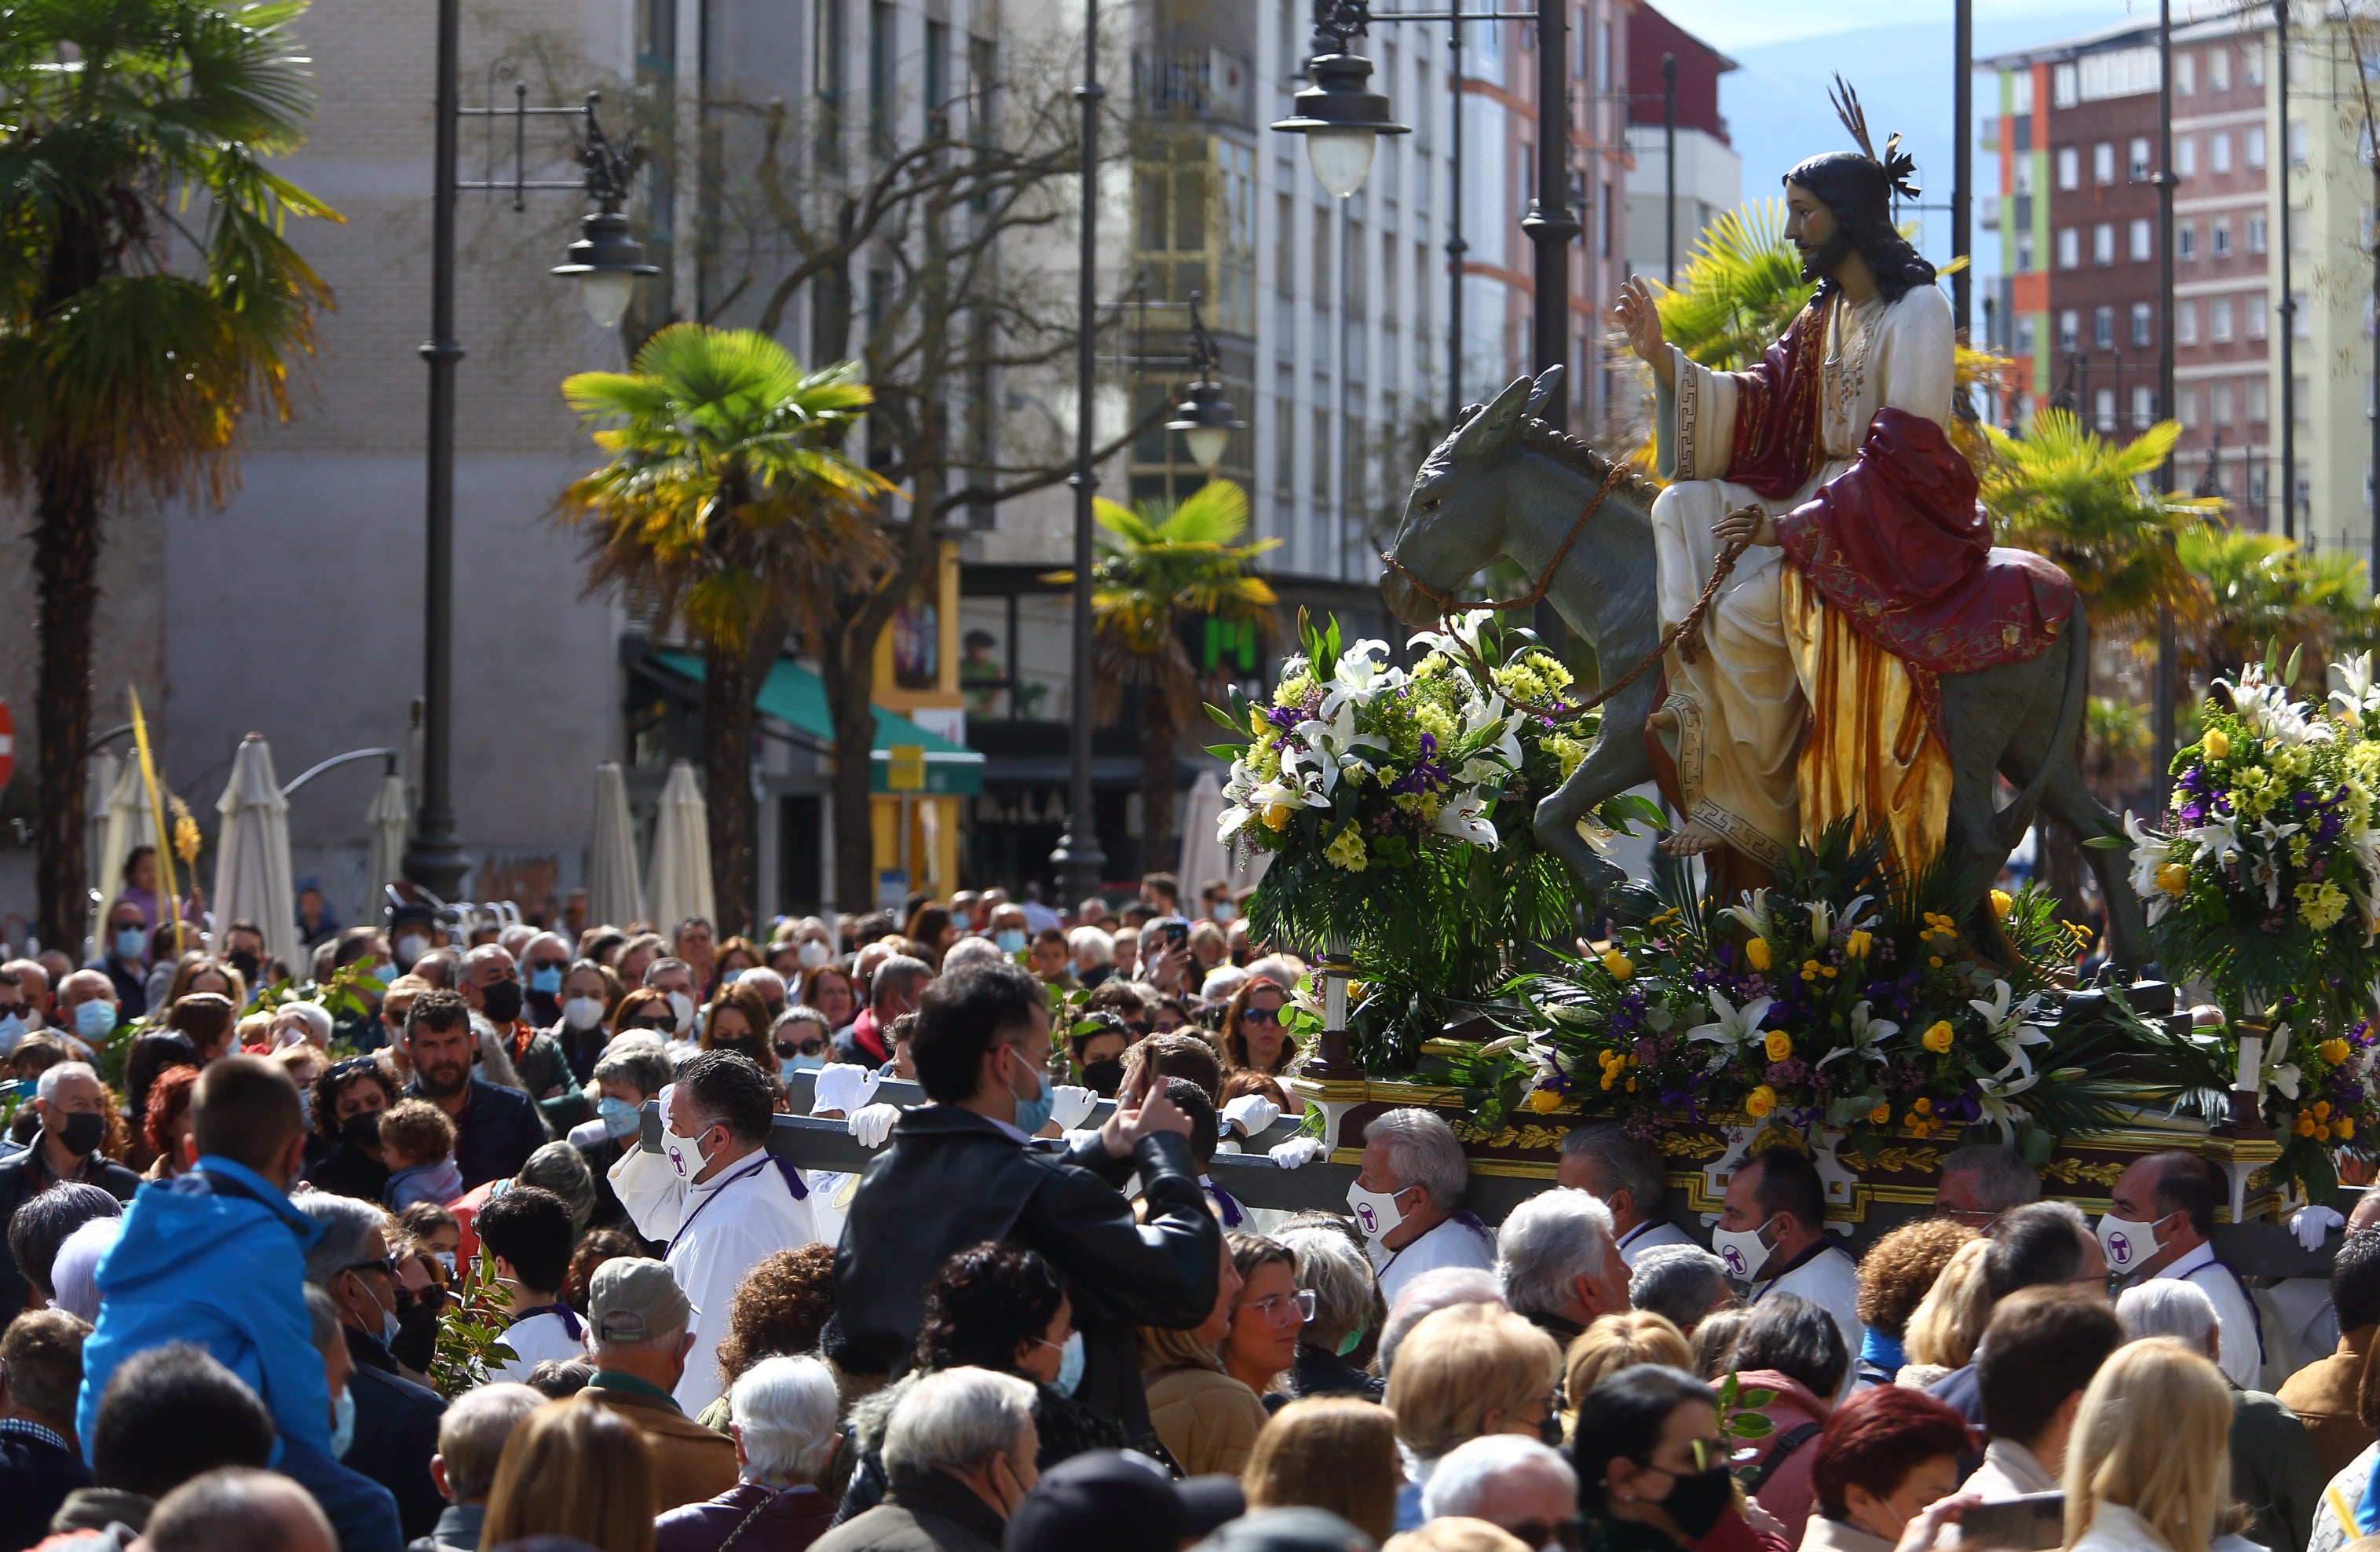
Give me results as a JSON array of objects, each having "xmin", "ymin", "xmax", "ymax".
[
  {"xmin": 610, "ymin": 987, "xmax": 678, "ymax": 1038},
  {"xmin": 770, "ymin": 1006, "xmax": 832, "ymax": 1085},
  {"xmin": 302, "ymin": 1056, "xmax": 399, "ymax": 1202},
  {"xmin": 1213, "ymin": 978, "xmax": 1300, "ymax": 1101},
  {"xmin": 1222, "ymin": 1232, "xmax": 1311, "ymax": 1408}
]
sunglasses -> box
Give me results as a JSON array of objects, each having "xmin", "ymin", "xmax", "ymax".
[
  {"xmin": 776, "ymin": 1036, "xmax": 827, "ymax": 1058},
  {"xmin": 327, "ymin": 1056, "xmax": 382, "ymax": 1081},
  {"xmin": 627, "ymin": 1016, "xmax": 675, "ymax": 1032},
  {"xmin": 345, "ymin": 1254, "xmax": 402, "ymax": 1280},
  {"xmin": 1241, "ymin": 1005, "xmax": 1283, "ymax": 1026}
]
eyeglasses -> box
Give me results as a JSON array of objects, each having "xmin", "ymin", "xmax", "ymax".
[
  {"xmin": 345, "ymin": 1254, "xmax": 401, "ymax": 1281},
  {"xmin": 1246, "ymin": 1289, "xmax": 1317, "ymax": 1326},
  {"xmin": 1240, "ymin": 1006, "xmax": 1283, "ymax": 1026}
]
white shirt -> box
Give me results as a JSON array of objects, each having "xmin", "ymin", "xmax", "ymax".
[
  {"xmin": 1618, "ymin": 1218, "xmax": 1695, "ymax": 1268},
  {"xmin": 2144, "ymin": 1239, "xmax": 2262, "ymax": 1389},
  {"xmin": 1753, "ymin": 1240, "xmax": 1866, "ymax": 1395},
  {"xmin": 1963, "ymin": 1437, "xmax": 2059, "ymax": 1501},
  {"xmin": 1370, "ymin": 1214, "xmax": 1497, "ymax": 1307},
  {"xmin": 495, "ymin": 1308, "xmax": 589, "ymax": 1383},
  {"xmin": 609, "ymin": 1143, "xmax": 823, "ymax": 1416}
]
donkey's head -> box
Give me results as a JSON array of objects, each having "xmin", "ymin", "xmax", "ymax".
[{"xmin": 1379, "ymin": 368, "xmax": 1565, "ymax": 628}]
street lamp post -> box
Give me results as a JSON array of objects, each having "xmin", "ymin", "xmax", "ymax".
[
  {"xmin": 401, "ymin": 19, "xmax": 657, "ymax": 901},
  {"xmin": 1166, "ymin": 295, "xmax": 1248, "ymax": 474},
  {"xmin": 2275, "ymin": 0, "xmax": 2296, "ymax": 541},
  {"xmin": 2153, "ymin": 0, "xmax": 2180, "ymax": 787}
]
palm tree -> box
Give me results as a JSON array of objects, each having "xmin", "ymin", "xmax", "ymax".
[
  {"xmin": 1980, "ymin": 409, "xmax": 2212, "ymax": 633},
  {"xmin": 0, "ymin": 0, "xmax": 339, "ymax": 947},
  {"xmin": 2177, "ymin": 526, "xmax": 2379, "ymax": 690},
  {"xmin": 558, "ymin": 324, "xmax": 889, "ymax": 932},
  {"xmin": 1049, "ymin": 480, "xmax": 1278, "ymax": 879}
]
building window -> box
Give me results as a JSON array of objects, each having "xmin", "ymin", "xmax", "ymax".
[
  {"xmin": 2212, "ymin": 218, "xmax": 2230, "ymax": 256},
  {"xmin": 2289, "ymin": 122, "xmax": 2308, "ymax": 168},
  {"xmin": 2294, "ymin": 293, "xmax": 2310, "ymax": 339},
  {"xmin": 2211, "ymin": 46, "xmax": 2231, "ymax": 91},
  {"xmin": 2179, "ymin": 384, "xmax": 2196, "ymax": 425},
  {"xmin": 2016, "ymin": 232, "xmax": 2035, "ymax": 271},
  {"xmin": 2212, "ymin": 296, "xmax": 2234, "ymax": 341},
  {"xmin": 2243, "ymin": 42, "xmax": 2261, "ymax": 86},
  {"xmin": 2013, "ymin": 70, "xmax": 2035, "ymax": 113},
  {"xmin": 2016, "ymin": 315, "xmax": 2037, "ymax": 354},
  {"xmin": 2059, "ymin": 309, "xmax": 2081, "ymax": 350},
  {"xmin": 2093, "ymin": 223, "xmax": 2115, "ymax": 265},
  {"xmin": 2247, "ymin": 378, "xmax": 2268, "ymax": 421},
  {"xmin": 1311, "ymin": 404, "xmax": 1330, "ymax": 500},
  {"xmin": 2131, "ymin": 301, "xmax": 2153, "ymax": 345},
  {"xmin": 2177, "ymin": 299, "xmax": 2197, "ymax": 343},
  {"xmin": 2053, "ymin": 62, "xmax": 2078, "ymax": 107},
  {"xmin": 2178, "ymin": 221, "xmax": 2196, "ymax": 260},
  {"xmin": 2057, "ymin": 227, "xmax": 2080, "ymax": 269},
  {"xmin": 2094, "ymin": 387, "xmax": 2116, "ymax": 431},
  {"xmin": 2056, "ymin": 145, "xmax": 2080, "ymax": 189},
  {"xmin": 2129, "ymin": 137, "xmax": 2151, "ymax": 180},
  {"xmin": 2133, "ymin": 385, "xmax": 2156, "ymax": 426},
  {"xmin": 2249, "ymin": 126, "xmax": 2269, "ymax": 170},
  {"xmin": 2247, "ymin": 213, "xmax": 2268, "ymax": 252},
  {"xmin": 2211, "ymin": 133, "xmax": 2231, "ymax": 174},
  {"xmin": 2177, "ymin": 50, "xmax": 2196, "ymax": 94},
  {"xmin": 2093, "ymin": 141, "xmax": 2115, "ymax": 185},
  {"xmin": 2247, "ymin": 293, "xmax": 2268, "ymax": 338},
  {"xmin": 2177, "ymin": 135, "xmax": 2196, "ymax": 177},
  {"xmin": 2130, "ymin": 218, "xmax": 2152, "ymax": 261},
  {"xmin": 2093, "ymin": 306, "xmax": 2115, "ymax": 348},
  {"xmin": 1274, "ymin": 386, "xmax": 1296, "ymax": 497},
  {"xmin": 2213, "ymin": 381, "xmax": 2234, "ymax": 423}
]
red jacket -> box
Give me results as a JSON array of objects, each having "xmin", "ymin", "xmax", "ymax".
[{"xmin": 1731, "ymin": 1367, "xmax": 1833, "ymax": 1546}]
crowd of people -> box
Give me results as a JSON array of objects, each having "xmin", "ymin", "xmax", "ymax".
[{"xmin": 2, "ymin": 865, "xmax": 2379, "ymax": 1552}]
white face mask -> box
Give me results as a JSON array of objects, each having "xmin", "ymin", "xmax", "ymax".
[
  {"xmin": 798, "ymin": 940, "xmax": 831, "ymax": 971},
  {"xmin": 394, "ymin": 933, "xmax": 429, "ymax": 967},
  {"xmin": 2097, "ymin": 1212, "xmax": 2163, "ymax": 1274},
  {"xmin": 1346, "ymin": 1180, "xmax": 1409, "ymax": 1241},
  {"xmin": 664, "ymin": 1115, "xmax": 716, "ymax": 1180},
  {"xmin": 561, "ymin": 996, "xmax": 605, "ymax": 1030},
  {"xmin": 667, "ymin": 991, "xmax": 696, "ymax": 1034},
  {"xmin": 1709, "ymin": 1216, "xmax": 1775, "ymax": 1282}
]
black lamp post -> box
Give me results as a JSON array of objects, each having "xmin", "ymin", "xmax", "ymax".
[
  {"xmin": 1166, "ymin": 295, "xmax": 1248, "ymax": 474},
  {"xmin": 401, "ymin": 39, "xmax": 656, "ymax": 900}
]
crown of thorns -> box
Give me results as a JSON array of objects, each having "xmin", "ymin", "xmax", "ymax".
[{"xmin": 1829, "ymin": 75, "xmax": 1921, "ymax": 201}]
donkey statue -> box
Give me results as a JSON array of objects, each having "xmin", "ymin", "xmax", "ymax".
[{"xmin": 1379, "ymin": 368, "xmax": 2151, "ymax": 969}]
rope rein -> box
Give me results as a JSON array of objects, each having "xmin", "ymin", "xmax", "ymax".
[{"xmin": 1381, "ymin": 478, "xmax": 1757, "ymax": 718}]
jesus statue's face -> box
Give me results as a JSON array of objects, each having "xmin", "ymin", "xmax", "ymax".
[{"xmin": 1783, "ymin": 183, "xmax": 1853, "ymax": 284}]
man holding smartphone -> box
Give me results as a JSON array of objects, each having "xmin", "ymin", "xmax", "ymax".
[{"xmin": 1138, "ymin": 917, "xmax": 1196, "ymax": 995}]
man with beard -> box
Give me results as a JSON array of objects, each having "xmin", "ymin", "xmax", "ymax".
[
  {"xmin": 1610, "ymin": 80, "xmax": 2073, "ymax": 872},
  {"xmin": 401, "ymin": 990, "xmax": 548, "ymax": 1191},
  {"xmin": 456, "ymin": 945, "xmax": 574, "ymax": 1124}
]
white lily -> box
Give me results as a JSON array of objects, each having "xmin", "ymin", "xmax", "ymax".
[
  {"xmin": 1452, "ymin": 694, "xmax": 1526, "ymax": 785},
  {"xmin": 1687, "ymin": 989, "xmax": 1775, "ymax": 1071},
  {"xmin": 1804, "ymin": 894, "xmax": 1874, "ymax": 945},
  {"xmin": 2182, "ymin": 812, "xmax": 2244, "ymax": 871},
  {"xmin": 1295, "ymin": 697, "xmax": 1387, "ymax": 782},
  {"xmin": 1574, "ymin": 814, "xmax": 1618, "ymax": 855},
  {"xmin": 2260, "ymin": 1021, "xmax": 2303, "ymax": 1102},
  {"xmin": 2332, "ymin": 651, "xmax": 2380, "ymax": 720},
  {"xmin": 2124, "ymin": 811, "xmax": 2173, "ymax": 901},
  {"xmin": 1431, "ymin": 795, "xmax": 1500, "ymax": 847},
  {"xmin": 1967, "ymin": 1063, "xmax": 2042, "ymax": 1146},
  {"xmin": 1320, "ymin": 639, "xmax": 1406, "ymax": 719},
  {"xmin": 2250, "ymin": 815, "xmax": 2302, "ymax": 910},
  {"xmin": 2218, "ymin": 664, "xmax": 2330, "ymax": 747},
  {"xmin": 1721, "ymin": 888, "xmax": 1777, "ymax": 940},
  {"xmin": 1406, "ymin": 609, "xmax": 1495, "ymax": 661},
  {"xmin": 1815, "ymin": 1000, "xmax": 1900, "ymax": 1072},
  {"xmin": 1969, "ymin": 979, "xmax": 2052, "ymax": 1081}
]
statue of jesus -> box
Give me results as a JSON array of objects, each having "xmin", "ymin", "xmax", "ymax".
[{"xmin": 1610, "ymin": 86, "xmax": 2070, "ymax": 871}]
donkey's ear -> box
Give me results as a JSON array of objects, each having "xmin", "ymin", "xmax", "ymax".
[
  {"xmin": 1522, "ymin": 364, "xmax": 1565, "ymax": 421},
  {"xmin": 1449, "ymin": 375, "xmax": 1533, "ymax": 463}
]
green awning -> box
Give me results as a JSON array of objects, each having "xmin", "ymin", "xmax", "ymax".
[{"xmin": 649, "ymin": 651, "xmax": 985, "ymax": 796}]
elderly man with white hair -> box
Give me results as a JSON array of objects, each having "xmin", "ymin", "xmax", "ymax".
[
  {"xmin": 54, "ymin": 969, "xmax": 119, "ymax": 1057},
  {"xmin": 940, "ymin": 935, "xmax": 1005, "ymax": 975},
  {"xmin": 1420, "ymin": 1435, "xmax": 1580, "ymax": 1543},
  {"xmin": 1496, "ymin": 1187, "xmax": 1633, "ymax": 1349},
  {"xmin": 810, "ymin": 1367, "xmax": 1040, "ymax": 1552},
  {"xmin": 2117, "ymin": 1279, "xmax": 2322, "ymax": 1551},
  {"xmin": 1067, "ymin": 926, "xmax": 1114, "ymax": 988},
  {"xmin": 1349, "ymin": 1108, "xmax": 1496, "ymax": 1305},
  {"xmin": 1629, "ymin": 1243, "xmax": 1738, "ymax": 1338},
  {"xmin": 0, "ymin": 1060, "xmax": 139, "ymax": 1321},
  {"xmin": 656, "ymin": 1355, "xmax": 843, "ymax": 1550}
]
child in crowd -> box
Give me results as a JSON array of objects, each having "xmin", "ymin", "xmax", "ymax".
[{"xmin": 379, "ymin": 1098, "xmax": 463, "ymax": 1210}]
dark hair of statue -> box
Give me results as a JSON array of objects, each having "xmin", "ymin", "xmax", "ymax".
[{"xmin": 1782, "ymin": 152, "xmax": 1937, "ymax": 308}]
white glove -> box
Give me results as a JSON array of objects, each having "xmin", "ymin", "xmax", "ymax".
[
  {"xmin": 2290, "ymin": 1204, "xmax": 2346, "ymax": 1251},
  {"xmin": 1050, "ymin": 1085, "xmax": 1099, "ymax": 1131},
  {"xmin": 1219, "ymin": 1093, "xmax": 1281, "ymax": 1138},
  {"xmin": 812, "ymin": 1063, "xmax": 882, "ymax": 1118},
  {"xmin": 848, "ymin": 1102, "xmax": 901, "ymax": 1149},
  {"xmin": 1268, "ymin": 1137, "xmax": 1325, "ymax": 1169}
]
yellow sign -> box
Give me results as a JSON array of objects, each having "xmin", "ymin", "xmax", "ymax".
[{"xmin": 887, "ymin": 744, "xmax": 927, "ymax": 792}]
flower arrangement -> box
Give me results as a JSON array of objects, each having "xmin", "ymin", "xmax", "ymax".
[
  {"xmin": 1458, "ymin": 825, "xmax": 2227, "ymax": 1153},
  {"xmin": 2117, "ymin": 650, "xmax": 2380, "ymax": 1194}
]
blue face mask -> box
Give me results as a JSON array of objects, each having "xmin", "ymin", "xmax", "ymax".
[
  {"xmin": 1047, "ymin": 1330, "xmax": 1086, "ymax": 1397},
  {"xmin": 995, "ymin": 930, "xmax": 1027, "ymax": 954},
  {"xmin": 371, "ymin": 961, "xmax": 398, "ymax": 987},
  {"xmin": 113, "ymin": 928, "xmax": 145, "ymax": 962},
  {"xmin": 329, "ymin": 1387, "xmax": 356, "ymax": 1460},
  {"xmin": 0, "ymin": 1012, "xmax": 24, "ymax": 1053},
  {"xmin": 528, "ymin": 966, "xmax": 563, "ymax": 996},
  {"xmin": 1009, "ymin": 1056, "xmax": 1055, "ymax": 1135},
  {"xmin": 720, "ymin": 968, "xmax": 744, "ymax": 985},
  {"xmin": 597, "ymin": 1095, "xmax": 641, "ymax": 1140},
  {"xmin": 781, "ymin": 1056, "xmax": 827, "ymax": 1083},
  {"xmin": 75, "ymin": 1000, "xmax": 115, "ymax": 1041}
]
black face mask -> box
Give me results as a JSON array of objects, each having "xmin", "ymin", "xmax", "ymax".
[
  {"xmin": 1654, "ymin": 1465, "xmax": 1736, "ymax": 1538},
  {"xmin": 57, "ymin": 1111, "xmax": 105, "ymax": 1157},
  {"xmin": 1082, "ymin": 1058, "xmax": 1124, "ymax": 1097},
  {"xmin": 340, "ymin": 1111, "xmax": 383, "ymax": 1151},
  {"xmin": 227, "ymin": 950, "xmax": 261, "ymax": 983},
  {"xmin": 390, "ymin": 1291, "xmax": 442, "ymax": 1373},
  {"xmin": 480, "ymin": 980, "xmax": 524, "ymax": 1026}
]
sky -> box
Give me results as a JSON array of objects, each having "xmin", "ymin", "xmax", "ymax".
[{"xmin": 1654, "ymin": 0, "xmax": 2170, "ymax": 293}]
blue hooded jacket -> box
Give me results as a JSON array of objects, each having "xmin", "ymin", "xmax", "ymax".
[{"xmin": 75, "ymin": 1155, "xmax": 333, "ymax": 1462}]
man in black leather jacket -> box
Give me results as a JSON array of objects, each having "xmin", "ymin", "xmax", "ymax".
[{"xmin": 834, "ymin": 961, "xmax": 1219, "ymax": 1440}]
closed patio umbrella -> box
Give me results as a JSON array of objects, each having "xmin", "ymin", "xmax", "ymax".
[
  {"xmin": 365, "ymin": 769, "xmax": 410, "ymax": 913},
  {"xmin": 213, "ymin": 734, "xmax": 301, "ymax": 978},
  {"xmin": 90, "ymin": 755, "xmax": 155, "ymax": 955},
  {"xmin": 587, "ymin": 760, "xmax": 644, "ymax": 930},
  {"xmin": 645, "ymin": 760, "xmax": 715, "ymax": 934}
]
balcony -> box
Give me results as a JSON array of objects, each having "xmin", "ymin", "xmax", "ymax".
[{"xmin": 1137, "ymin": 48, "xmax": 1253, "ymax": 126}]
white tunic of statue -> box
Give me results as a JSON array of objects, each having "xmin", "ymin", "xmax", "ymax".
[{"xmin": 1648, "ymin": 284, "xmax": 1956, "ymax": 866}]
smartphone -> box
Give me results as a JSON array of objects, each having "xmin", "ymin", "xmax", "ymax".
[
  {"xmin": 1958, "ymin": 1492, "xmax": 2064, "ymax": 1550},
  {"xmin": 1165, "ymin": 921, "xmax": 1190, "ymax": 950}
]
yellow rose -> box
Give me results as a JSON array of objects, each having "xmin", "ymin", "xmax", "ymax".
[
  {"xmin": 1922, "ymin": 1020, "xmax": 1955, "ymax": 1054},
  {"xmin": 1870, "ymin": 1102, "xmax": 1892, "ymax": 1125},
  {"xmin": 1846, "ymin": 929, "xmax": 1872, "ymax": 959},
  {"xmin": 1744, "ymin": 1085, "xmax": 1776, "ymax": 1118},
  {"xmin": 2296, "ymin": 1114, "xmax": 2321, "ymax": 1137},
  {"xmin": 1764, "ymin": 1030, "xmax": 1793, "ymax": 1062},
  {"xmin": 1602, "ymin": 950, "xmax": 1634, "ymax": 983},
  {"xmin": 1745, "ymin": 938, "xmax": 1772, "ymax": 972},
  {"xmin": 2204, "ymin": 727, "xmax": 2231, "ymax": 760},
  {"xmin": 2315, "ymin": 1100, "xmax": 2333, "ymax": 1120},
  {"xmin": 1989, "ymin": 889, "xmax": 2013, "ymax": 920},
  {"xmin": 1526, "ymin": 1087, "xmax": 1564, "ymax": 1114},
  {"xmin": 1262, "ymin": 803, "xmax": 1293, "ymax": 832},
  {"xmin": 1251, "ymin": 707, "xmax": 1269, "ymax": 737},
  {"xmin": 2155, "ymin": 862, "xmax": 2191, "ymax": 897},
  {"xmin": 2337, "ymin": 1118, "xmax": 2357, "ymax": 1140},
  {"xmin": 2323, "ymin": 1038, "xmax": 2353, "ymax": 1066}
]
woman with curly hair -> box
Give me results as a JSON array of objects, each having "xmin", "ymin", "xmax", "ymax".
[
  {"xmin": 301, "ymin": 1055, "xmax": 399, "ymax": 1202},
  {"xmin": 140, "ymin": 1063, "xmax": 202, "ymax": 1180},
  {"xmin": 1853, "ymin": 1217, "xmax": 1976, "ymax": 1385},
  {"xmin": 691, "ymin": 1243, "xmax": 839, "ymax": 1430},
  {"xmin": 836, "ymin": 1241, "xmax": 1130, "ymax": 1521}
]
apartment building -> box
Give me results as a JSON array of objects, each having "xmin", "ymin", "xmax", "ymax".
[
  {"xmin": 1622, "ymin": 5, "xmax": 1740, "ymax": 290},
  {"xmin": 1983, "ymin": 6, "xmax": 2374, "ymax": 550}
]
